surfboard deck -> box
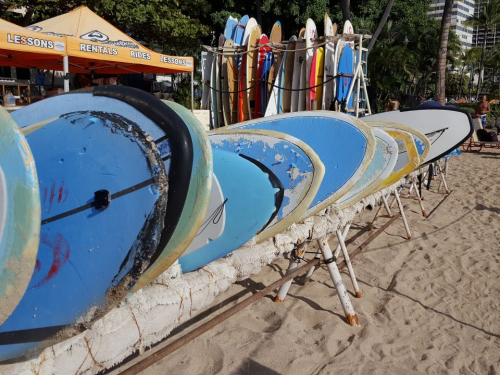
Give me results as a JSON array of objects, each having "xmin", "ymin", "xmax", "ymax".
[
  {"xmin": 0, "ymin": 109, "xmax": 40, "ymax": 328},
  {"xmin": 226, "ymin": 111, "xmax": 377, "ymax": 220},
  {"xmin": 209, "ymin": 128, "xmax": 325, "ymax": 242},
  {"xmin": 0, "ymin": 110, "xmax": 169, "ymax": 361}
]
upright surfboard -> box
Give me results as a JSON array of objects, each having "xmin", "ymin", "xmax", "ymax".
[
  {"xmin": 265, "ymin": 57, "xmax": 284, "ymax": 117},
  {"xmin": 233, "ymin": 15, "xmax": 249, "ymax": 46},
  {"xmin": 309, "ymin": 47, "xmax": 324, "ymax": 110},
  {"xmin": 260, "ymin": 49, "xmax": 274, "ymax": 116},
  {"xmin": 224, "ymin": 16, "xmax": 238, "ymax": 40},
  {"xmin": 0, "ymin": 111, "xmax": 169, "ymax": 361},
  {"xmin": 283, "ymin": 36, "xmax": 297, "ymax": 113},
  {"xmin": 209, "ymin": 129, "xmax": 325, "ymax": 242},
  {"xmin": 226, "ymin": 41, "xmax": 239, "ymax": 125},
  {"xmin": 337, "ymin": 44, "xmax": 354, "ymax": 112},
  {"xmin": 267, "ymin": 21, "xmax": 283, "ymax": 101},
  {"xmin": 239, "ymin": 18, "xmax": 258, "ymax": 122},
  {"xmin": 364, "ymin": 107, "xmax": 473, "ymax": 164},
  {"xmin": 305, "ymin": 19, "xmax": 317, "ymax": 110},
  {"xmin": 12, "ymin": 86, "xmax": 198, "ymax": 289},
  {"xmin": 201, "ymin": 52, "xmax": 214, "ymax": 110},
  {"xmin": 256, "ymin": 34, "xmax": 270, "ymax": 118},
  {"xmin": 247, "ymin": 24, "xmax": 262, "ymax": 119},
  {"xmin": 178, "ymin": 148, "xmax": 278, "ymax": 273},
  {"xmin": 0, "ymin": 109, "xmax": 40, "ymax": 328},
  {"xmin": 227, "ymin": 112, "xmax": 376, "ymax": 220},
  {"xmin": 323, "ymin": 14, "xmax": 336, "ymax": 110},
  {"xmin": 337, "ymin": 127, "xmax": 398, "ymax": 209},
  {"xmin": 222, "ymin": 39, "xmax": 234, "ymax": 126},
  {"xmin": 291, "ymin": 40, "xmax": 306, "ymax": 112}
]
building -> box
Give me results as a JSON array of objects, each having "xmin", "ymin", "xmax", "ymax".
[
  {"xmin": 473, "ymin": 0, "xmax": 500, "ymax": 48},
  {"xmin": 428, "ymin": 0, "xmax": 475, "ymax": 52}
]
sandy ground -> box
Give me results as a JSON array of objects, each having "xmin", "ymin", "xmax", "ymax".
[{"xmin": 123, "ymin": 150, "xmax": 500, "ymax": 375}]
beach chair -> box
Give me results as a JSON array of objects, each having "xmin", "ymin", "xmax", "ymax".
[{"xmin": 462, "ymin": 118, "xmax": 500, "ymax": 152}]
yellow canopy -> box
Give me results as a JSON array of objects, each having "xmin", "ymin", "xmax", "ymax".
[
  {"xmin": 0, "ymin": 18, "xmax": 66, "ymax": 70},
  {"xmin": 28, "ymin": 6, "xmax": 194, "ymax": 74}
]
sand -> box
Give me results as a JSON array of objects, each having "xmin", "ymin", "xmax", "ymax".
[{"xmin": 128, "ymin": 150, "xmax": 500, "ymax": 375}]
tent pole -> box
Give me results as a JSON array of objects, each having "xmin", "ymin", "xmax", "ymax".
[
  {"xmin": 63, "ymin": 55, "xmax": 69, "ymax": 92},
  {"xmin": 191, "ymin": 71, "xmax": 194, "ymax": 113}
]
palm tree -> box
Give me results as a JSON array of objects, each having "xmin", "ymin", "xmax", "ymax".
[
  {"xmin": 464, "ymin": 0, "xmax": 500, "ymax": 98},
  {"xmin": 367, "ymin": 0, "xmax": 395, "ymax": 53},
  {"xmin": 340, "ymin": 0, "xmax": 350, "ymax": 21},
  {"xmin": 435, "ymin": 0, "xmax": 454, "ymax": 105}
]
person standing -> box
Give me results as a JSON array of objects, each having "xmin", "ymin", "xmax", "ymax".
[{"xmin": 476, "ymin": 95, "xmax": 491, "ymax": 127}]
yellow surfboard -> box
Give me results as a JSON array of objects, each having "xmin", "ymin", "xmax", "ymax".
[{"xmin": 315, "ymin": 47, "xmax": 325, "ymax": 110}]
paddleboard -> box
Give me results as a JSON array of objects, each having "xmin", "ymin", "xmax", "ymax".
[
  {"xmin": 282, "ymin": 36, "xmax": 296, "ymax": 113},
  {"xmin": 337, "ymin": 44, "xmax": 354, "ymax": 112},
  {"xmin": 222, "ymin": 39, "xmax": 234, "ymax": 126},
  {"xmin": 12, "ymin": 86, "xmax": 198, "ymax": 284},
  {"xmin": 0, "ymin": 109, "xmax": 40, "ymax": 328},
  {"xmin": 305, "ymin": 19, "xmax": 317, "ymax": 110},
  {"xmin": 226, "ymin": 112, "xmax": 376, "ymax": 220},
  {"xmin": 337, "ymin": 127, "xmax": 398, "ymax": 209},
  {"xmin": 291, "ymin": 40, "xmax": 306, "ymax": 112},
  {"xmin": 224, "ymin": 16, "xmax": 238, "ymax": 40},
  {"xmin": 256, "ymin": 34, "xmax": 270, "ymax": 118},
  {"xmin": 364, "ymin": 107, "xmax": 473, "ymax": 164},
  {"xmin": 234, "ymin": 15, "xmax": 249, "ymax": 46},
  {"xmin": 247, "ymin": 24, "xmax": 262, "ymax": 119},
  {"xmin": 201, "ymin": 51, "xmax": 213, "ymax": 110},
  {"xmin": 133, "ymin": 100, "xmax": 213, "ymax": 291},
  {"xmin": 0, "ymin": 111, "xmax": 169, "ymax": 361},
  {"xmin": 178, "ymin": 148, "xmax": 278, "ymax": 273},
  {"xmin": 209, "ymin": 129, "xmax": 325, "ymax": 242},
  {"xmin": 363, "ymin": 121, "xmax": 430, "ymax": 165}
]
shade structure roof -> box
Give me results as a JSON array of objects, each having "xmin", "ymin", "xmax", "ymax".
[
  {"xmin": 0, "ymin": 18, "xmax": 66, "ymax": 70},
  {"xmin": 0, "ymin": 6, "xmax": 193, "ymax": 75}
]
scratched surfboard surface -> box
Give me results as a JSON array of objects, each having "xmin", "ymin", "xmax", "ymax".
[
  {"xmin": 179, "ymin": 148, "xmax": 278, "ymax": 273},
  {"xmin": 12, "ymin": 86, "xmax": 197, "ymax": 290},
  {"xmin": 208, "ymin": 129, "xmax": 325, "ymax": 243},
  {"xmin": 0, "ymin": 111, "xmax": 168, "ymax": 361},
  {"xmin": 364, "ymin": 107, "xmax": 473, "ymax": 164},
  {"xmin": 226, "ymin": 111, "xmax": 376, "ymax": 220},
  {"xmin": 0, "ymin": 109, "xmax": 40, "ymax": 328},
  {"xmin": 364, "ymin": 121, "xmax": 431, "ymax": 167},
  {"xmin": 337, "ymin": 127, "xmax": 398, "ymax": 209}
]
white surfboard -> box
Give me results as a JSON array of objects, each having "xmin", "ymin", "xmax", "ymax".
[
  {"xmin": 364, "ymin": 107, "xmax": 473, "ymax": 164},
  {"xmin": 291, "ymin": 40, "xmax": 306, "ymax": 112},
  {"xmin": 201, "ymin": 52, "xmax": 213, "ymax": 110},
  {"xmin": 182, "ymin": 175, "xmax": 225, "ymax": 256},
  {"xmin": 265, "ymin": 58, "xmax": 284, "ymax": 117}
]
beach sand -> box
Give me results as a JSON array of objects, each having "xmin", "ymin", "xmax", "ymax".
[{"xmin": 125, "ymin": 150, "xmax": 500, "ymax": 375}]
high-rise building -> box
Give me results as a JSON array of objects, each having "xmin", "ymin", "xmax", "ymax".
[
  {"xmin": 473, "ymin": 0, "xmax": 500, "ymax": 48},
  {"xmin": 428, "ymin": 0, "xmax": 475, "ymax": 52}
]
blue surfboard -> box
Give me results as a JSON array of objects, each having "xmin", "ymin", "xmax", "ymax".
[
  {"xmin": 224, "ymin": 16, "xmax": 238, "ymax": 40},
  {"xmin": 261, "ymin": 52, "xmax": 273, "ymax": 114},
  {"xmin": 234, "ymin": 15, "xmax": 249, "ymax": 46},
  {"xmin": 12, "ymin": 87, "xmax": 196, "ymax": 269},
  {"xmin": 178, "ymin": 148, "xmax": 278, "ymax": 273},
  {"xmin": 0, "ymin": 111, "xmax": 168, "ymax": 361},
  {"xmin": 337, "ymin": 44, "xmax": 354, "ymax": 111},
  {"xmin": 225, "ymin": 112, "xmax": 376, "ymax": 220},
  {"xmin": 208, "ymin": 129, "xmax": 325, "ymax": 242},
  {"xmin": 0, "ymin": 109, "xmax": 40, "ymax": 328}
]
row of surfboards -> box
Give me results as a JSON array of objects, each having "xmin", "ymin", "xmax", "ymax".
[
  {"xmin": 0, "ymin": 86, "xmax": 473, "ymax": 362},
  {"xmin": 201, "ymin": 14, "xmax": 359, "ymax": 128}
]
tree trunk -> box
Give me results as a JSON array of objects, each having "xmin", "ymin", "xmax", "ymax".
[
  {"xmin": 21, "ymin": 8, "xmax": 35, "ymax": 26},
  {"xmin": 255, "ymin": 0, "xmax": 262, "ymax": 26},
  {"xmin": 367, "ymin": 0, "xmax": 395, "ymax": 53},
  {"xmin": 435, "ymin": 0, "xmax": 454, "ymax": 105},
  {"xmin": 340, "ymin": 0, "xmax": 350, "ymax": 22}
]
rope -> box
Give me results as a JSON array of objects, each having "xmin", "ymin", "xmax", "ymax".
[{"xmin": 203, "ymin": 39, "xmax": 330, "ymax": 57}]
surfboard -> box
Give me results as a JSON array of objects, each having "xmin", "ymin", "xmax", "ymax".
[
  {"xmin": 364, "ymin": 107, "xmax": 473, "ymax": 164},
  {"xmin": 224, "ymin": 16, "xmax": 238, "ymax": 40},
  {"xmin": 209, "ymin": 129, "xmax": 325, "ymax": 242},
  {"xmin": 11, "ymin": 86, "xmax": 198, "ymax": 287},
  {"xmin": 336, "ymin": 127, "xmax": 398, "ymax": 209},
  {"xmin": 216, "ymin": 34, "xmax": 225, "ymax": 128},
  {"xmin": 227, "ymin": 41, "xmax": 239, "ymax": 125},
  {"xmin": 0, "ymin": 111, "xmax": 169, "ymax": 361},
  {"xmin": 378, "ymin": 129, "xmax": 420, "ymax": 188},
  {"xmin": 309, "ymin": 47, "xmax": 324, "ymax": 110},
  {"xmin": 291, "ymin": 40, "xmax": 306, "ymax": 113},
  {"xmin": 239, "ymin": 18, "xmax": 257, "ymax": 122},
  {"xmin": 265, "ymin": 56, "xmax": 284, "ymax": 117},
  {"xmin": 261, "ymin": 50, "xmax": 273, "ymax": 116},
  {"xmin": 283, "ymin": 36, "xmax": 296, "ymax": 113},
  {"xmin": 305, "ymin": 19, "xmax": 317, "ymax": 111},
  {"xmin": 343, "ymin": 20, "xmax": 354, "ymax": 46},
  {"xmin": 362, "ymin": 121, "xmax": 430, "ymax": 165},
  {"xmin": 0, "ymin": 109, "xmax": 40, "ymax": 328},
  {"xmin": 226, "ymin": 112, "xmax": 376, "ymax": 220},
  {"xmin": 182, "ymin": 174, "xmax": 225, "ymax": 256},
  {"xmin": 132, "ymin": 100, "xmax": 213, "ymax": 291},
  {"xmin": 256, "ymin": 34, "xmax": 270, "ymax": 118},
  {"xmin": 323, "ymin": 14, "xmax": 335, "ymax": 110},
  {"xmin": 178, "ymin": 148, "xmax": 278, "ymax": 273},
  {"xmin": 201, "ymin": 52, "xmax": 213, "ymax": 110},
  {"xmin": 233, "ymin": 15, "xmax": 249, "ymax": 46},
  {"xmin": 247, "ymin": 24, "xmax": 262, "ymax": 120},
  {"xmin": 222, "ymin": 39, "xmax": 234, "ymax": 126},
  {"xmin": 324, "ymin": 13, "xmax": 334, "ymax": 37},
  {"xmin": 337, "ymin": 44, "xmax": 354, "ymax": 112},
  {"xmin": 210, "ymin": 54, "xmax": 219, "ymax": 128},
  {"xmin": 267, "ymin": 21, "xmax": 283, "ymax": 99}
]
